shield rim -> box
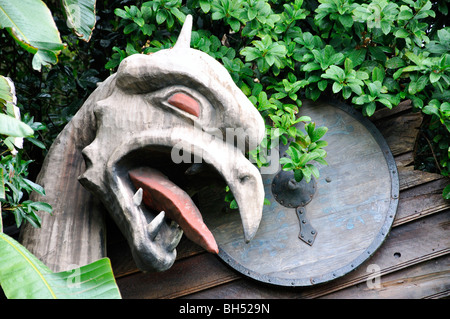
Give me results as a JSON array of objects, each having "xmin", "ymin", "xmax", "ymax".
[{"xmin": 215, "ymin": 99, "xmax": 400, "ymax": 287}]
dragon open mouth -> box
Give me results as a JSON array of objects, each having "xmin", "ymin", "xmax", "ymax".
[
  {"xmin": 128, "ymin": 166, "xmax": 219, "ymax": 254},
  {"xmin": 80, "ymin": 127, "xmax": 264, "ymax": 272},
  {"xmin": 109, "ymin": 143, "xmax": 224, "ymax": 256}
]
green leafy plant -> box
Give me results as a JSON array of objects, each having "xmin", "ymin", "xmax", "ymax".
[
  {"xmin": 280, "ymin": 122, "xmax": 328, "ymax": 183},
  {"xmin": 241, "ymin": 34, "xmax": 288, "ymax": 74},
  {"xmin": 0, "ymin": 154, "xmax": 52, "ymax": 229},
  {"xmin": 105, "ymin": 0, "xmax": 450, "ymax": 200},
  {"xmin": 109, "ymin": 0, "xmax": 447, "ymax": 199},
  {"xmin": 0, "ymin": 75, "xmax": 50, "ymax": 230},
  {"xmin": 0, "ymin": 0, "xmax": 122, "ymax": 299}
]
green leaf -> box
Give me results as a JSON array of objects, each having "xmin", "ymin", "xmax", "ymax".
[
  {"xmin": 338, "ymin": 14, "xmax": 353, "ymax": 28},
  {"xmin": 302, "ymin": 62, "xmax": 321, "ymax": 72},
  {"xmin": 394, "ymin": 28, "xmax": 409, "ymax": 38},
  {"xmin": 28, "ymin": 201, "xmax": 52, "ymax": 214},
  {"xmin": 311, "ymin": 126, "xmax": 328, "ymax": 143},
  {"xmin": 228, "ymin": 19, "xmax": 241, "ymax": 33},
  {"xmin": 114, "ymin": 8, "xmax": 130, "ymax": 20},
  {"xmin": 398, "ymin": 8, "xmax": 413, "ymax": 20},
  {"xmin": 294, "ymin": 169, "xmax": 303, "ymax": 182},
  {"xmin": 31, "ymin": 50, "xmax": 58, "ymax": 71},
  {"xmin": 318, "ymin": 80, "xmax": 328, "ymax": 91},
  {"xmin": 123, "ymin": 23, "xmax": 138, "ymax": 34},
  {"xmin": 199, "ymin": 0, "xmax": 211, "ymax": 13},
  {"xmin": 0, "ymin": 75, "xmax": 13, "ymax": 103},
  {"xmin": 422, "ymin": 104, "xmax": 439, "ymax": 117},
  {"xmin": 347, "ymin": 49, "xmax": 366, "ymax": 68},
  {"xmin": 332, "ymin": 81, "xmax": 343, "ymax": 93},
  {"xmin": 380, "ymin": 21, "xmax": 391, "ymax": 35},
  {"xmin": 240, "ymin": 47, "xmax": 261, "ymax": 62},
  {"xmin": 368, "ymin": 46, "xmax": 386, "ymax": 62},
  {"xmin": 0, "ymin": 232, "xmax": 121, "ymax": 299},
  {"xmin": 23, "ymin": 178, "xmax": 46, "ymax": 196},
  {"xmin": 372, "ymin": 67, "xmax": 385, "ymax": 82},
  {"xmin": 364, "ymin": 102, "xmax": 377, "ymax": 116},
  {"xmin": 321, "ymin": 65, "xmax": 345, "ymax": 82},
  {"xmin": 281, "ymin": 162, "xmax": 295, "ymax": 171},
  {"xmin": 430, "ymin": 72, "xmax": 441, "ymax": 84},
  {"xmin": 0, "ymin": 114, "xmax": 34, "ymax": 137},
  {"xmin": 307, "ymin": 163, "xmax": 320, "ymax": 179},
  {"xmin": 393, "ymin": 67, "xmax": 405, "ymax": 80},
  {"xmin": 156, "ymin": 9, "xmax": 167, "ymax": 24},
  {"xmin": 305, "ymin": 122, "xmax": 315, "ymax": 138},
  {"xmin": 300, "ymin": 166, "xmax": 311, "ymax": 183},
  {"xmin": 62, "ymin": 0, "xmax": 96, "ymax": 42},
  {"xmin": 377, "ymin": 98, "xmax": 393, "ymax": 109},
  {"xmin": 26, "ymin": 137, "xmax": 46, "ymax": 149},
  {"xmin": 0, "ymin": 0, "xmax": 65, "ymax": 71},
  {"xmin": 386, "ymin": 57, "xmax": 406, "ymax": 69},
  {"xmin": 443, "ymin": 184, "xmax": 450, "ymax": 199},
  {"xmin": 288, "ymin": 145, "xmax": 301, "ymax": 163},
  {"xmin": 170, "ymin": 7, "xmax": 186, "ymax": 23},
  {"xmin": 367, "ymin": 81, "xmax": 382, "ymax": 97}
]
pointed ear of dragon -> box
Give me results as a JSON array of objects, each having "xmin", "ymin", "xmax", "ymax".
[{"xmin": 20, "ymin": 15, "xmax": 265, "ymax": 272}]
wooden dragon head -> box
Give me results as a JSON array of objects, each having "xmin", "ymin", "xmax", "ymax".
[{"xmin": 21, "ymin": 15, "xmax": 265, "ymax": 272}]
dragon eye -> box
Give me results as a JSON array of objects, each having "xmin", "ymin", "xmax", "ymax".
[{"xmin": 167, "ymin": 92, "xmax": 200, "ymax": 117}]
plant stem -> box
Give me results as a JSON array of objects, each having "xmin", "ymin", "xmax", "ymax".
[{"xmin": 421, "ymin": 131, "xmax": 442, "ymax": 174}]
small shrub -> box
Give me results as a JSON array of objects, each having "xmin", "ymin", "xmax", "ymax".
[{"xmin": 105, "ymin": 0, "xmax": 450, "ymax": 197}]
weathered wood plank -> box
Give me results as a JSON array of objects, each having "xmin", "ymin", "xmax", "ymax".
[
  {"xmin": 117, "ymin": 210, "xmax": 449, "ymax": 299},
  {"xmin": 19, "ymin": 76, "xmax": 118, "ymax": 272},
  {"xmin": 109, "ymin": 235, "xmax": 204, "ymax": 278},
  {"xmin": 395, "ymin": 152, "xmax": 443, "ymax": 191},
  {"xmin": 395, "ymin": 177, "xmax": 450, "ymax": 226},
  {"xmin": 371, "ymin": 100, "xmax": 412, "ymax": 122},
  {"xmin": 109, "ymin": 161, "xmax": 449, "ymax": 281},
  {"xmin": 320, "ymin": 255, "xmax": 450, "ymax": 299},
  {"xmin": 111, "ymin": 105, "xmax": 448, "ymax": 298},
  {"xmin": 295, "ymin": 209, "xmax": 450, "ymax": 299},
  {"xmin": 375, "ymin": 111, "xmax": 422, "ymax": 156},
  {"xmin": 116, "ymin": 252, "xmax": 238, "ymax": 299},
  {"xmin": 184, "ymin": 255, "xmax": 450, "ymax": 299},
  {"xmin": 398, "ymin": 164, "xmax": 443, "ymax": 191}
]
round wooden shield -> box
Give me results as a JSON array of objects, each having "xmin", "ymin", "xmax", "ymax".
[{"xmin": 199, "ymin": 100, "xmax": 399, "ymax": 286}]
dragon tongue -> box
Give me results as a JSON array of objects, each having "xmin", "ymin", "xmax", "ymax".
[{"xmin": 128, "ymin": 167, "xmax": 219, "ymax": 254}]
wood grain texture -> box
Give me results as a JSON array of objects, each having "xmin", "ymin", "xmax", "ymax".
[
  {"xmin": 320, "ymin": 255, "xmax": 450, "ymax": 299},
  {"xmin": 117, "ymin": 210, "xmax": 449, "ymax": 299},
  {"xmin": 110, "ymin": 100, "xmax": 450, "ymax": 299},
  {"xmin": 19, "ymin": 75, "xmax": 117, "ymax": 272}
]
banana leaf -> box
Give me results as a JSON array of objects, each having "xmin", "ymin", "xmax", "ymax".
[
  {"xmin": 62, "ymin": 0, "xmax": 96, "ymax": 42},
  {"xmin": 0, "ymin": 0, "xmax": 64, "ymax": 71},
  {"xmin": 0, "ymin": 114, "xmax": 34, "ymax": 138},
  {"xmin": 0, "ymin": 232, "xmax": 121, "ymax": 299}
]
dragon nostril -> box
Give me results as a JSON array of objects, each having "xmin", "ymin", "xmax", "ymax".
[{"xmin": 239, "ymin": 175, "xmax": 250, "ymax": 183}]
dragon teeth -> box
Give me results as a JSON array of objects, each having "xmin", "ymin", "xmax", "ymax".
[
  {"xmin": 147, "ymin": 211, "xmax": 165, "ymax": 240},
  {"xmin": 133, "ymin": 188, "xmax": 143, "ymax": 206}
]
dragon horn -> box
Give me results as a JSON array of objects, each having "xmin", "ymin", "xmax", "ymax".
[{"xmin": 173, "ymin": 14, "xmax": 193, "ymax": 50}]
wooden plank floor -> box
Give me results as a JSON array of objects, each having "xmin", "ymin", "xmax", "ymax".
[{"xmin": 108, "ymin": 101, "xmax": 450, "ymax": 299}]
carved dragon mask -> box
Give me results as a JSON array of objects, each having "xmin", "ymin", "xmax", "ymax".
[{"xmin": 75, "ymin": 16, "xmax": 265, "ymax": 272}]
